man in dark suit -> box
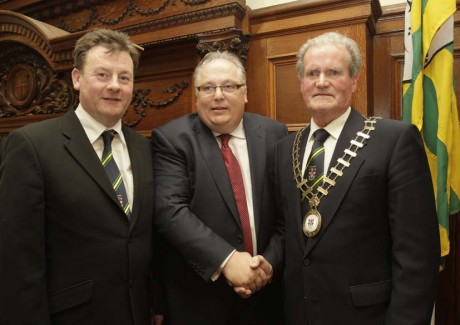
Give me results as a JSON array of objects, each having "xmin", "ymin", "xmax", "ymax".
[
  {"xmin": 0, "ymin": 29, "xmax": 154, "ymax": 325},
  {"xmin": 152, "ymin": 51, "xmax": 287, "ymax": 324},
  {"xmin": 273, "ymin": 32, "xmax": 440, "ymax": 324}
]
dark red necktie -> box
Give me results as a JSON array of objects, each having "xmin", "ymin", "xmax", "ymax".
[{"xmin": 219, "ymin": 134, "xmax": 254, "ymax": 255}]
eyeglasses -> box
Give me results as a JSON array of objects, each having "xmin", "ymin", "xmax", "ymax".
[{"xmin": 196, "ymin": 84, "xmax": 246, "ymax": 95}]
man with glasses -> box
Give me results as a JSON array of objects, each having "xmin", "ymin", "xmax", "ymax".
[{"xmin": 152, "ymin": 51, "xmax": 287, "ymax": 324}]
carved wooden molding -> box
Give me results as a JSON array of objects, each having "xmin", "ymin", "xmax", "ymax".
[
  {"xmin": 249, "ymin": 0, "xmax": 382, "ymax": 38},
  {"xmin": 0, "ymin": 43, "xmax": 78, "ymax": 118},
  {"xmin": 127, "ymin": 81, "xmax": 189, "ymax": 127},
  {"xmin": 121, "ymin": 2, "xmax": 247, "ymax": 46},
  {"xmin": 196, "ymin": 29, "xmax": 250, "ymax": 64},
  {"xmin": 21, "ymin": 0, "xmax": 213, "ymax": 24},
  {"xmin": 0, "ymin": 10, "xmax": 72, "ymax": 70},
  {"xmin": 22, "ymin": 0, "xmax": 246, "ymax": 35}
]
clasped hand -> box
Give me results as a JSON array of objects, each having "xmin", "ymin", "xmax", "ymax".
[{"xmin": 222, "ymin": 251, "xmax": 273, "ymax": 298}]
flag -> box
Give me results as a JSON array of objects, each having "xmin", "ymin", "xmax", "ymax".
[{"xmin": 402, "ymin": 0, "xmax": 460, "ymax": 258}]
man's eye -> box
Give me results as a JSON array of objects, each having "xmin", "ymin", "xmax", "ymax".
[
  {"xmin": 97, "ymin": 73, "xmax": 109, "ymax": 79},
  {"xmin": 306, "ymin": 71, "xmax": 319, "ymax": 77},
  {"xmin": 119, "ymin": 75, "xmax": 131, "ymax": 82},
  {"xmin": 223, "ymin": 85, "xmax": 237, "ymax": 91},
  {"xmin": 202, "ymin": 86, "xmax": 214, "ymax": 92}
]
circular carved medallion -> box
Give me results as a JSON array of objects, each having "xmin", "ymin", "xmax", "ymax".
[{"xmin": 7, "ymin": 64, "xmax": 35, "ymax": 108}]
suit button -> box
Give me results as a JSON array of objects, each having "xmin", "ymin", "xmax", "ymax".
[
  {"xmin": 303, "ymin": 259, "xmax": 310, "ymax": 266},
  {"xmin": 237, "ymin": 236, "xmax": 243, "ymax": 243},
  {"xmin": 129, "ymin": 280, "xmax": 134, "ymax": 288},
  {"xmin": 127, "ymin": 237, "xmax": 132, "ymax": 244}
]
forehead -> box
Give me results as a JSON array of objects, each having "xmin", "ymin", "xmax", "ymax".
[
  {"xmin": 197, "ymin": 58, "xmax": 242, "ymax": 82},
  {"xmin": 84, "ymin": 45, "xmax": 133, "ymax": 71},
  {"xmin": 304, "ymin": 44, "xmax": 349, "ymax": 67}
]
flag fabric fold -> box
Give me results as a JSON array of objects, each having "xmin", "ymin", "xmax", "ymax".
[{"xmin": 402, "ymin": 0, "xmax": 460, "ymax": 258}]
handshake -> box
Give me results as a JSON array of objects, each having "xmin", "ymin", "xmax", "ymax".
[{"xmin": 221, "ymin": 251, "xmax": 273, "ymax": 298}]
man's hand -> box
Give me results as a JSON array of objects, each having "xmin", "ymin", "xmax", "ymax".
[
  {"xmin": 223, "ymin": 253, "xmax": 273, "ymax": 298},
  {"xmin": 153, "ymin": 314, "xmax": 164, "ymax": 325}
]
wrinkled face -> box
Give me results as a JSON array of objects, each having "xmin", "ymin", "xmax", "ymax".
[
  {"xmin": 195, "ymin": 58, "xmax": 248, "ymax": 134},
  {"xmin": 300, "ymin": 44, "xmax": 358, "ymax": 127},
  {"xmin": 72, "ymin": 45, "xmax": 134, "ymax": 127}
]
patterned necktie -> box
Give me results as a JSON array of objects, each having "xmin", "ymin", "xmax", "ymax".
[
  {"xmin": 101, "ymin": 130, "xmax": 131, "ymax": 218},
  {"xmin": 219, "ymin": 134, "xmax": 254, "ymax": 255},
  {"xmin": 304, "ymin": 129, "xmax": 330, "ymax": 191}
]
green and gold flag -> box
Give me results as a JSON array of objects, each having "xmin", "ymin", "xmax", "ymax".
[{"xmin": 403, "ymin": 0, "xmax": 460, "ymax": 258}]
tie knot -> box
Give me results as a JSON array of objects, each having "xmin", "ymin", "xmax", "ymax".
[
  {"xmin": 313, "ymin": 129, "xmax": 329, "ymax": 144},
  {"xmin": 220, "ymin": 134, "xmax": 231, "ymax": 147},
  {"xmin": 102, "ymin": 129, "xmax": 117, "ymax": 147}
]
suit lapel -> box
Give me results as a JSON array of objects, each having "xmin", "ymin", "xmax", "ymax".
[
  {"xmin": 193, "ymin": 118, "xmax": 241, "ymax": 227},
  {"xmin": 243, "ymin": 114, "xmax": 265, "ymax": 233},
  {"xmin": 304, "ymin": 110, "xmax": 366, "ymax": 256},
  {"xmin": 123, "ymin": 126, "xmax": 143, "ymax": 230},
  {"xmin": 62, "ymin": 111, "xmax": 129, "ymax": 220}
]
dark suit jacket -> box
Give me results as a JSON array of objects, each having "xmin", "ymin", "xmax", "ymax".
[
  {"xmin": 152, "ymin": 112, "xmax": 287, "ymax": 324},
  {"xmin": 0, "ymin": 136, "xmax": 5, "ymax": 165},
  {"xmin": 0, "ymin": 110, "xmax": 154, "ymax": 325},
  {"xmin": 273, "ymin": 108, "xmax": 440, "ymax": 325}
]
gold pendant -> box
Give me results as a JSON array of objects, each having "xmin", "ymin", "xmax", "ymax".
[{"xmin": 303, "ymin": 209, "xmax": 322, "ymax": 237}]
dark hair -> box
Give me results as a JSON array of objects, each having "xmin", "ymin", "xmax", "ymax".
[{"xmin": 73, "ymin": 29, "xmax": 140, "ymax": 72}]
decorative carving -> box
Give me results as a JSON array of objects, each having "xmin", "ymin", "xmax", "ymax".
[
  {"xmin": 56, "ymin": 0, "xmax": 214, "ymax": 33},
  {"xmin": 127, "ymin": 81, "xmax": 188, "ymax": 127},
  {"xmin": 0, "ymin": 20, "xmax": 72, "ymax": 68},
  {"xmin": 7, "ymin": 64, "xmax": 35, "ymax": 108},
  {"xmin": 181, "ymin": 0, "xmax": 209, "ymax": 5},
  {"xmin": 196, "ymin": 30, "xmax": 251, "ymax": 64},
  {"xmin": 0, "ymin": 44, "xmax": 78, "ymax": 118}
]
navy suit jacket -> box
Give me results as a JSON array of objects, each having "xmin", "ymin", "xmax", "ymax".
[
  {"xmin": 273, "ymin": 108, "xmax": 440, "ymax": 325},
  {"xmin": 0, "ymin": 110, "xmax": 154, "ymax": 325},
  {"xmin": 152, "ymin": 112, "xmax": 287, "ymax": 324}
]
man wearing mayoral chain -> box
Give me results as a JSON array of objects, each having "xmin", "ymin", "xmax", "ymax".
[{"xmin": 272, "ymin": 32, "xmax": 440, "ymax": 325}]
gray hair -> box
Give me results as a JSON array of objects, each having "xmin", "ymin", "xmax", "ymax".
[
  {"xmin": 295, "ymin": 32, "xmax": 362, "ymax": 80},
  {"xmin": 193, "ymin": 51, "xmax": 247, "ymax": 87}
]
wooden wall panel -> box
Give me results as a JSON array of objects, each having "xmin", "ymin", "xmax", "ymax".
[
  {"xmin": 246, "ymin": 0, "xmax": 381, "ymax": 131},
  {"xmin": 124, "ymin": 42, "xmax": 198, "ymax": 136}
]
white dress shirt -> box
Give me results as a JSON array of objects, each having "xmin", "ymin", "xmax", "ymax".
[
  {"xmin": 210, "ymin": 120, "xmax": 258, "ymax": 280},
  {"xmin": 75, "ymin": 104, "xmax": 134, "ymax": 210}
]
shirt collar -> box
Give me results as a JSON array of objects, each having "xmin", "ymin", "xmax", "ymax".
[
  {"xmin": 75, "ymin": 104, "xmax": 126, "ymax": 145},
  {"xmin": 212, "ymin": 119, "xmax": 246, "ymax": 140},
  {"xmin": 308, "ymin": 107, "xmax": 351, "ymax": 141}
]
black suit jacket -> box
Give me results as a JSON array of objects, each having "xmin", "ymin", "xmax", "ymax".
[
  {"xmin": 0, "ymin": 136, "xmax": 5, "ymax": 165},
  {"xmin": 273, "ymin": 108, "xmax": 440, "ymax": 325},
  {"xmin": 0, "ymin": 110, "xmax": 154, "ymax": 325},
  {"xmin": 152, "ymin": 112, "xmax": 287, "ymax": 324}
]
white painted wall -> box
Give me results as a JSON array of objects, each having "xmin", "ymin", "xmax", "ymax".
[{"xmin": 246, "ymin": 0, "xmax": 405, "ymax": 10}]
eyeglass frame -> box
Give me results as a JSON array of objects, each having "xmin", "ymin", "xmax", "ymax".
[{"xmin": 195, "ymin": 83, "xmax": 246, "ymax": 95}]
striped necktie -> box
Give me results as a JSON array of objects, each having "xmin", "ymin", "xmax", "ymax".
[
  {"xmin": 304, "ymin": 129, "xmax": 330, "ymax": 191},
  {"xmin": 101, "ymin": 130, "xmax": 131, "ymax": 218}
]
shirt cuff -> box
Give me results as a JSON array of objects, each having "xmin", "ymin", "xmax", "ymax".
[{"xmin": 210, "ymin": 249, "xmax": 236, "ymax": 281}]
